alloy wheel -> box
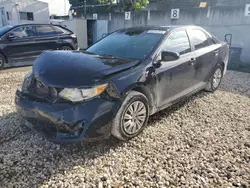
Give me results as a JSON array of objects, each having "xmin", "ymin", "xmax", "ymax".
[
  {"xmin": 122, "ymin": 101, "xmax": 147, "ymax": 135},
  {"xmin": 212, "ymin": 68, "xmax": 222, "ymax": 89}
]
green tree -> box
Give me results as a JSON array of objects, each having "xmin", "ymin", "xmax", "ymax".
[
  {"xmin": 69, "ymin": 0, "xmax": 149, "ymax": 12},
  {"xmin": 116, "ymin": 0, "xmax": 149, "ymax": 11}
]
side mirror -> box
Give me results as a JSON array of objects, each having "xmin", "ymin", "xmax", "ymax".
[
  {"xmin": 161, "ymin": 51, "xmax": 180, "ymax": 61},
  {"xmin": 225, "ymin": 34, "xmax": 232, "ymax": 46},
  {"xmin": 7, "ymin": 33, "xmax": 15, "ymax": 40}
]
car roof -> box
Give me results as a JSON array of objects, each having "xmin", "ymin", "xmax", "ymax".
[
  {"xmin": 10, "ymin": 23, "xmax": 63, "ymax": 28},
  {"xmin": 119, "ymin": 25, "xmax": 200, "ymax": 32},
  {"xmin": 0, "ymin": 23, "xmax": 71, "ymax": 37}
]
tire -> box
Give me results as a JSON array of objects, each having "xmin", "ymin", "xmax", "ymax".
[
  {"xmin": 0, "ymin": 53, "xmax": 6, "ymax": 69},
  {"xmin": 111, "ymin": 91, "xmax": 149, "ymax": 141},
  {"xmin": 59, "ymin": 46, "xmax": 73, "ymax": 51},
  {"xmin": 205, "ymin": 63, "xmax": 223, "ymax": 92}
]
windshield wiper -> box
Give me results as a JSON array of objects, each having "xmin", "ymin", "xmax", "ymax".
[{"xmin": 100, "ymin": 53, "xmax": 116, "ymax": 58}]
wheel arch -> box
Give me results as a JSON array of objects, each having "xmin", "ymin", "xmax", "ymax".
[
  {"xmin": 219, "ymin": 61, "xmax": 226, "ymax": 75},
  {"xmin": 0, "ymin": 50, "xmax": 8, "ymax": 64},
  {"xmin": 129, "ymin": 84, "xmax": 156, "ymax": 115}
]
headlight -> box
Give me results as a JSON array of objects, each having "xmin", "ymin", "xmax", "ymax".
[{"xmin": 59, "ymin": 84, "xmax": 108, "ymax": 102}]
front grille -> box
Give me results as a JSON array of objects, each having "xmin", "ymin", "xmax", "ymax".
[
  {"xmin": 27, "ymin": 118, "xmax": 57, "ymax": 136},
  {"xmin": 27, "ymin": 118, "xmax": 73, "ymax": 134}
]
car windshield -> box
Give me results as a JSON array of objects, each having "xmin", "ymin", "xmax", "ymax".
[
  {"xmin": 86, "ymin": 29, "xmax": 165, "ymax": 60},
  {"xmin": 0, "ymin": 25, "xmax": 13, "ymax": 36}
]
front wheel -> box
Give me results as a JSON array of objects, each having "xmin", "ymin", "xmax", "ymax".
[
  {"xmin": 111, "ymin": 91, "xmax": 149, "ymax": 141},
  {"xmin": 205, "ymin": 64, "xmax": 223, "ymax": 92}
]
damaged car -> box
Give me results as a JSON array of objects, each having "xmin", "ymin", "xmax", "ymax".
[{"xmin": 15, "ymin": 26, "xmax": 229, "ymax": 143}]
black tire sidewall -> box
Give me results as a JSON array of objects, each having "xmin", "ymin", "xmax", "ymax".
[{"xmin": 112, "ymin": 91, "xmax": 149, "ymax": 140}]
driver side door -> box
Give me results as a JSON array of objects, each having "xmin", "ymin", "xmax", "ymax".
[
  {"xmin": 154, "ymin": 29, "xmax": 197, "ymax": 108},
  {"xmin": 2, "ymin": 25, "xmax": 36, "ymax": 60}
]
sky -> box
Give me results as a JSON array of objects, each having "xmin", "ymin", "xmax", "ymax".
[{"xmin": 39, "ymin": 0, "xmax": 71, "ymax": 16}]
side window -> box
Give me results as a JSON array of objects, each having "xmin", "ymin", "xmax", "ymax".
[
  {"xmin": 52, "ymin": 26, "xmax": 64, "ymax": 35},
  {"xmin": 9, "ymin": 26, "xmax": 35, "ymax": 39},
  {"xmin": 52, "ymin": 26, "xmax": 70, "ymax": 35},
  {"xmin": 162, "ymin": 30, "xmax": 191, "ymax": 55},
  {"xmin": 192, "ymin": 29, "xmax": 214, "ymax": 50},
  {"xmin": 24, "ymin": 25, "xmax": 36, "ymax": 37},
  {"xmin": 35, "ymin": 25, "xmax": 56, "ymax": 37}
]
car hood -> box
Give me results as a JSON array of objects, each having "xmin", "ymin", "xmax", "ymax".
[{"xmin": 33, "ymin": 51, "xmax": 139, "ymax": 88}]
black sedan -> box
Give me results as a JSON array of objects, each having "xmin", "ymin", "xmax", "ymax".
[
  {"xmin": 15, "ymin": 26, "xmax": 229, "ymax": 143},
  {"xmin": 0, "ymin": 24, "xmax": 78, "ymax": 69}
]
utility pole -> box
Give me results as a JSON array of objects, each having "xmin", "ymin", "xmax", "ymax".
[
  {"xmin": 64, "ymin": 0, "xmax": 66, "ymax": 15},
  {"xmin": 84, "ymin": 0, "xmax": 86, "ymax": 19},
  {"xmin": 13, "ymin": 2, "xmax": 19, "ymax": 24}
]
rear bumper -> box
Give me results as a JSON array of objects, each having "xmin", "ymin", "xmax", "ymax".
[{"xmin": 15, "ymin": 90, "xmax": 119, "ymax": 144}]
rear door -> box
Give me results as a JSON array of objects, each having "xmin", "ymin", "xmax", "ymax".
[
  {"xmin": 155, "ymin": 29, "xmax": 197, "ymax": 108},
  {"xmin": 33, "ymin": 25, "xmax": 58, "ymax": 55},
  {"xmin": 187, "ymin": 28, "xmax": 221, "ymax": 85}
]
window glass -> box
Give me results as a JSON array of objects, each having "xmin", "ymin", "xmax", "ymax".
[
  {"xmin": 192, "ymin": 29, "xmax": 214, "ymax": 50},
  {"xmin": 87, "ymin": 30, "xmax": 164, "ymax": 60},
  {"xmin": 20, "ymin": 12, "xmax": 34, "ymax": 21},
  {"xmin": 35, "ymin": 26, "xmax": 56, "ymax": 37},
  {"xmin": 6, "ymin": 12, "xmax": 12, "ymax": 20},
  {"xmin": 27, "ymin": 12, "xmax": 34, "ymax": 21},
  {"xmin": 24, "ymin": 26, "xmax": 36, "ymax": 37},
  {"xmin": 9, "ymin": 26, "xmax": 35, "ymax": 39},
  {"xmin": 52, "ymin": 26, "xmax": 68, "ymax": 35},
  {"xmin": 162, "ymin": 30, "xmax": 191, "ymax": 55}
]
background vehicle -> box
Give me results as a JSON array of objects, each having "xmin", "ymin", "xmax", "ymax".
[
  {"xmin": 0, "ymin": 24, "xmax": 78, "ymax": 69},
  {"xmin": 15, "ymin": 26, "xmax": 229, "ymax": 143}
]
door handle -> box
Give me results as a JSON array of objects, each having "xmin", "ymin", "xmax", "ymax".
[{"xmin": 189, "ymin": 58, "xmax": 196, "ymax": 66}]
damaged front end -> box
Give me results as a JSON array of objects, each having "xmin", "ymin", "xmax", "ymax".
[{"xmin": 15, "ymin": 72, "xmax": 121, "ymax": 143}]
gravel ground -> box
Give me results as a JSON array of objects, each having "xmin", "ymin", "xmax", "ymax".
[{"xmin": 0, "ymin": 69, "xmax": 249, "ymax": 188}]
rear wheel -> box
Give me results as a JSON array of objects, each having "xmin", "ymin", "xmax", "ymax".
[
  {"xmin": 205, "ymin": 64, "xmax": 223, "ymax": 92},
  {"xmin": 59, "ymin": 46, "xmax": 73, "ymax": 51},
  {"xmin": 111, "ymin": 91, "xmax": 149, "ymax": 141},
  {"xmin": 0, "ymin": 53, "xmax": 6, "ymax": 69}
]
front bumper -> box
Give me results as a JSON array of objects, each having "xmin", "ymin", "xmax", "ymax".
[{"xmin": 15, "ymin": 90, "xmax": 119, "ymax": 143}]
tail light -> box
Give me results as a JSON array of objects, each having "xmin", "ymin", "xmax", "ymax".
[
  {"xmin": 71, "ymin": 34, "xmax": 77, "ymax": 38},
  {"xmin": 227, "ymin": 44, "xmax": 230, "ymax": 49}
]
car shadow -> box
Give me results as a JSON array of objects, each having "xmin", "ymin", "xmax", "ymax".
[{"xmin": 0, "ymin": 90, "xmax": 212, "ymax": 187}]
